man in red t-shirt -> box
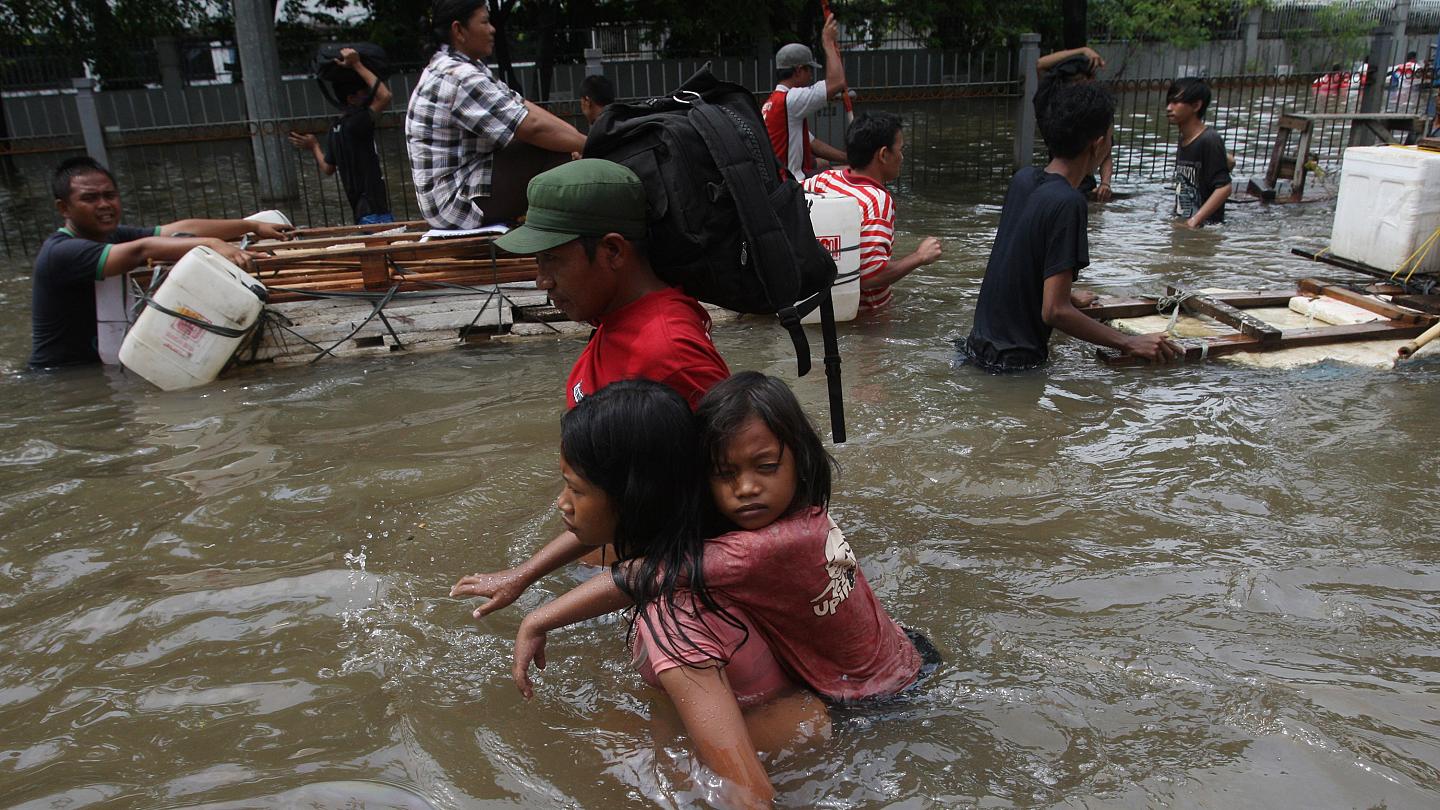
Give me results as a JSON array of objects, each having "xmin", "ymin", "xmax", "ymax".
[
  {"xmin": 803, "ymin": 112, "xmax": 942, "ymax": 311},
  {"xmin": 450, "ymin": 159, "xmax": 730, "ymax": 603}
]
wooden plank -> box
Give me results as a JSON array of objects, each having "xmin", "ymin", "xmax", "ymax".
[
  {"xmin": 1166, "ymin": 286, "xmax": 1283, "ymax": 344},
  {"xmin": 1099, "ymin": 319, "xmax": 1433, "ymax": 366},
  {"xmin": 1080, "ymin": 290, "xmax": 1298, "ymax": 321},
  {"xmin": 1295, "ymin": 278, "xmax": 1430, "ymax": 324}
]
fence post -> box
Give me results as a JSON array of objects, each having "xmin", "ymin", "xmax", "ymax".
[
  {"xmin": 1014, "ymin": 33, "xmax": 1040, "ymax": 171},
  {"xmin": 233, "ymin": 0, "xmax": 297, "ymax": 201},
  {"xmin": 1354, "ymin": 24, "xmax": 1395, "ymax": 146},
  {"xmin": 71, "ymin": 77, "xmax": 109, "ymax": 166},
  {"xmin": 584, "ymin": 47, "xmax": 603, "ymax": 77},
  {"xmin": 1393, "ymin": 0, "xmax": 1412, "ymax": 57},
  {"xmin": 1242, "ymin": 6, "xmax": 1262, "ymax": 71}
]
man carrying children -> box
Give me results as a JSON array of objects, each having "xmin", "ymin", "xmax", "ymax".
[
  {"xmin": 963, "ymin": 83, "xmax": 1179, "ymax": 370},
  {"xmin": 1167, "ymin": 77, "xmax": 1231, "ymax": 229},
  {"xmin": 803, "ymin": 112, "xmax": 943, "ymax": 312}
]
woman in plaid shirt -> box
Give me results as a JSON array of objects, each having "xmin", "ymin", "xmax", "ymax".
[{"xmin": 406, "ymin": 0, "xmax": 586, "ymax": 228}]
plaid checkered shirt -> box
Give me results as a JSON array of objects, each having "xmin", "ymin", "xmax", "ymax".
[{"xmin": 405, "ymin": 46, "xmax": 530, "ymax": 229}]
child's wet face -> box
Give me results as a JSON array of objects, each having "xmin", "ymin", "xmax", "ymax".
[
  {"xmin": 709, "ymin": 416, "xmax": 798, "ymax": 531},
  {"xmin": 557, "ymin": 457, "xmax": 617, "ymax": 546}
]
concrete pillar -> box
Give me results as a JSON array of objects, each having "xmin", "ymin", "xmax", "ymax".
[
  {"xmin": 1242, "ymin": 6, "xmax": 1262, "ymax": 71},
  {"xmin": 584, "ymin": 47, "xmax": 603, "ymax": 77},
  {"xmin": 71, "ymin": 77, "xmax": 109, "ymax": 166},
  {"xmin": 154, "ymin": 36, "xmax": 188, "ymax": 126},
  {"xmin": 1355, "ymin": 25, "xmax": 1395, "ymax": 145},
  {"xmin": 232, "ymin": 0, "xmax": 296, "ymax": 200},
  {"xmin": 1015, "ymin": 33, "xmax": 1041, "ymax": 170}
]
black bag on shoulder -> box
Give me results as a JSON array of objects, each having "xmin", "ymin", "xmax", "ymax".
[
  {"xmin": 583, "ymin": 66, "xmax": 846, "ymax": 441},
  {"xmin": 314, "ymin": 42, "xmax": 393, "ymax": 109}
]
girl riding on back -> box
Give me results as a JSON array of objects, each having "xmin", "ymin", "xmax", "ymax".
[
  {"xmin": 516, "ymin": 371, "xmax": 934, "ymax": 705},
  {"xmin": 544, "ymin": 378, "xmax": 827, "ymax": 808}
]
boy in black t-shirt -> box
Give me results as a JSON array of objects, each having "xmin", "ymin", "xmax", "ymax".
[
  {"xmin": 962, "ymin": 83, "xmax": 1178, "ymax": 371},
  {"xmin": 289, "ymin": 48, "xmax": 394, "ymax": 225},
  {"xmin": 1166, "ymin": 78, "xmax": 1231, "ymax": 228}
]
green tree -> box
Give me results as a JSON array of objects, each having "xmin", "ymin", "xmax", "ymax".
[{"xmin": 0, "ymin": 0, "xmax": 211, "ymax": 87}]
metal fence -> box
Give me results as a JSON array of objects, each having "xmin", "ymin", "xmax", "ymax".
[{"xmin": 2, "ymin": 37, "xmax": 1436, "ymax": 258}]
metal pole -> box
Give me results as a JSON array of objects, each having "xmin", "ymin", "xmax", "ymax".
[
  {"xmin": 233, "ymin": 0, "xmax": 297, "ymax": 201},
  {"xmin": 154, "ymin": 36, "xmax": 188, "ymax": 126},
  {"xmin": 584, "ymin": 47, "xmax": 603, "ymax": 78},
  {"xmin": 72, "ymin": 77, "xmax": 109, "ymax": 166},
  {"xmin": 1015, "ymin": 33, "xmax": 1040, "ymax": 171}
]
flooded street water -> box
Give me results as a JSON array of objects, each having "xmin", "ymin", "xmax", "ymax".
[{"xmin": 3, "ymin": 128, "xmax": 1440, "ymax": 807}]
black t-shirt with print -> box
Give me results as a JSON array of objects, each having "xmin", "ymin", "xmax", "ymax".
[{"xmin": 1173, "ymin": 126, "xmax": 1231, "ymax": 224}]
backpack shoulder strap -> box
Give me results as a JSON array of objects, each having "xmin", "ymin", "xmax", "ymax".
[{"xmin": 688, "ymin": 100, "xmax": 813, "ymax": 377}]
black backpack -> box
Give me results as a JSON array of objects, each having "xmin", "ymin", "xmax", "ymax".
[
  {"xmin": 583, "ymin": 67, "xmax": 847, "ymax": 442},
  {"xmin": 314, "ymin": 43, "xmax": 393, "ymax": 109}
]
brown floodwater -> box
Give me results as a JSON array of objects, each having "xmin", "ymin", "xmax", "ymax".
[{"xmin": 2, "ymin": 109, "xmax": 1439, "ymax": 808}]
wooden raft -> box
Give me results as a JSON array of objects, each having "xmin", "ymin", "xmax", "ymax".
[
  {"xmin": 1079, "ymin": 278, "xmax": 1438, "ymax": 366},
  {"xmin": 132, "ymin": 232, "xmax": 552, "ymax": 363}
]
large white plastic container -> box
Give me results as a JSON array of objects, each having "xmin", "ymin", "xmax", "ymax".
[
  {"xmin": 118, "ymin": 246, "xmax": 266, "ymax": 391},
  {"xmin": 1329, "ymin": 146, "xmax": 1440, "ymax": 275},
  {"xmin": 801, "ymin": 193, "xmax": 863, "ymax": 324}
]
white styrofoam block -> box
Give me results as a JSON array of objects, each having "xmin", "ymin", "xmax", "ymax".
[
  {"xmin": 1330, "ymin": 146, "xmax": 1440, "ymax": 275},
  {"xmin": 1287, "ymin": 295, "xmax": 1382, "ymax": 325}
]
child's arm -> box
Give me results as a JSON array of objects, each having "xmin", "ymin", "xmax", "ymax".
[
  {"xmin": 1037, "ymin": 46, "xmax": 1104, "ymax": 75},
  {"xmin": 512, "ymin": 571, "xmax": 634, "ymax": 698},
  {"xmin": 657, "ymin": 665, "xmax": 775, "ymax": 809},
  {"xmin": 287, "ymin": 131, "xmax": 335, "ymax": 175},
  {"xmin": 1185, "ymin": 183, "xmax": 1232, "ymax": 229},
  {"xmin": 1042, "ymin": 271, "xmax": 1180, "ymax": 362},
  {"xmin": 338, "ymin": 48, "xmax": 392, "ymax": 115},
  {"xmin": 861, "ymin": 237, "xmax": 943, "ymax": 290},
  {"xmin": 451, "ymin": 529, "xmax": 593, "ymax": 617}
]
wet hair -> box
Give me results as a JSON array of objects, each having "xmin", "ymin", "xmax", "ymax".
[
  {"xmin": 697, "ymin": 371, "xmax": 834, "ymax": 522},
  {"xmin": 776, "ymin": 66, "xmax": 798, "ymax": 82},
  {"xmin": 1406, "ymin": 51, "xmax": 1417, "ymax": 61},
  {"xmin": 579, "ymin": 74, "xmax": 614, "ymax": 106},
  {"xmin": 845, "ymin": 111, "xmax": 903, "ymax": 169},
  {"xmin": 431, "ymin": 0, "xmax": 487, "ymax": 47},
  {"xmin": 1038, "ymin": 81, "xmax": 1115, "ymax": 160},
  {"xmin": 1166, "ymin": 77, "xmax": 1211, "ymax": 119},
  {"xmin": 560, "ymin": 379, "xmax": 742, "ymax": 661},
  {"xmin": 52, "ymin": 156, "xmax": 116, "ymax": 201}
]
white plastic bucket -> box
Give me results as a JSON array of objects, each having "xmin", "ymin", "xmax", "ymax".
[
  {"xmin": 118, "ymin": 246, "xmax": 266, "ymax": 391},
  {"xmin": 801, "ymin": 193, "xmax": 863, "ymax": 324}
]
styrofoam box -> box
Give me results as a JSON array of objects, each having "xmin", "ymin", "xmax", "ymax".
[{"xmin": 1330, "ymin": 146, "xmax": 1440, "ymax": 275}]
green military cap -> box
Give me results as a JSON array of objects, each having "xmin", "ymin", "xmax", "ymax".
[{"xmin": 494, "ymin": 159, "xmax": 648, "ymax": 254}]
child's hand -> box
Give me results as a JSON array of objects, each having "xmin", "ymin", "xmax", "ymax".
[
  {"xmin": 336, "ymin": 47, "xmax": 361, "ymax": 69},
  {"xmin": 287, "ymin": 131, "xmax": 318, "ymax": 151},
  {"xmin": 452, "ymin": 566, "xmax": 531, "ymax": 618},
  {"xmin": 513, "ymin": 617, "xmax": 548, "ymax": 700},
  {"xmin": 1070, "ymin": 289, "xmax": 1099, "ymax": 308}
]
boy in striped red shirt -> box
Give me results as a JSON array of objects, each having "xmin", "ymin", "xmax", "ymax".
[{"xmin": 802, "ymin": 112, "xmax": 942, "ymax": 312}]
